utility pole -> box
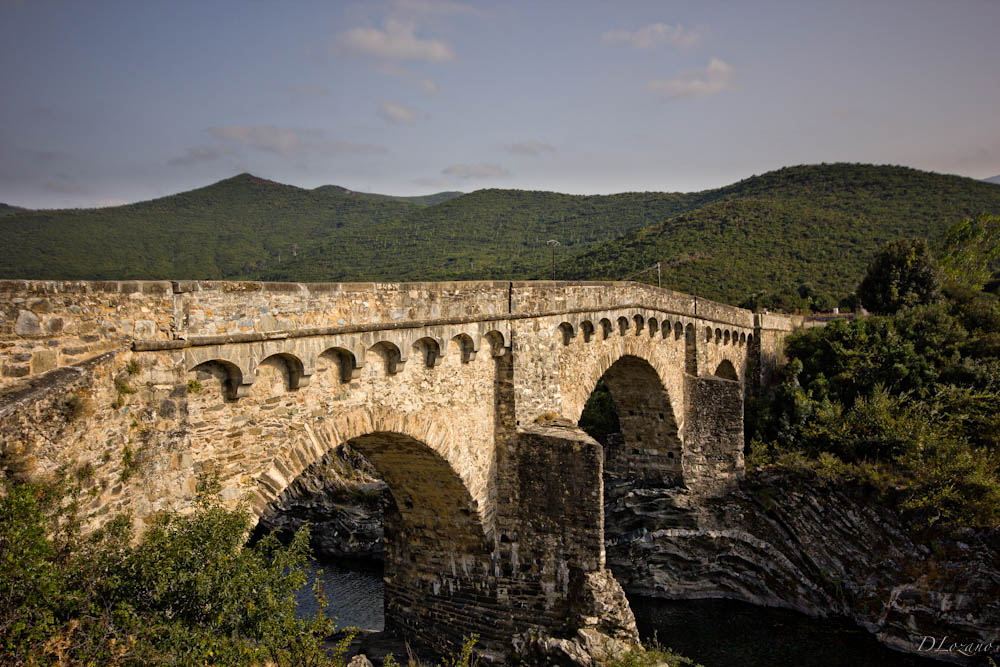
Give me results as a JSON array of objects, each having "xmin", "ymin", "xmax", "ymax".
[{"xmin": 546, "ymin": 240, "xmax": 560, "ymax": 281}]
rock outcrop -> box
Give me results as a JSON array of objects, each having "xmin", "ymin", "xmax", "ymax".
[
  {"xmin": 257, "ymin": 445, "xmax": 386, "ymax": 561},
  {"xmin": 606, "ymin": 466, "xmax": 1000, "ymax": 665}
]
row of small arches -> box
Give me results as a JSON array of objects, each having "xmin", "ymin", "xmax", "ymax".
[
  {"xmin": 186, "ymin": 329, "xmax": 508, "ymax": 400},
  {"xmin": 557, "ymin": 314, "xmax": 752, "ymax": 348}
]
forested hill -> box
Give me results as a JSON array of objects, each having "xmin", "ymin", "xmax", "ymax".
[
  {"xmin": 555, "ymin": 164, "xmax": 1000, "ymax": 304},
  {"xmin": 0, "ymin": 174, "xmax": 420, "ymax": 280},
  {"xmin": 0, "ymin": 203, "xmax": 24, "ymax": 216},
  {"xmin": 3, "ymin": 164, "xmax": 1000, "ymax": 306}
]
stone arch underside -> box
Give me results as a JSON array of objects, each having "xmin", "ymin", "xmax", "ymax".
[
  {"xmin": 590, "ymin": 355, "xmax": 683, "ymax": 490},
  {"xmin": 253, "ymin": 408, "xmax": 497, "ymax": 652},
  {"xmin": 251, "ymin": 406, "xmax": 493, "ymax": 547}
]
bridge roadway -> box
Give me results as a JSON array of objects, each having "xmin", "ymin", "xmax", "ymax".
[{"xmin": 0, "ymin": 279, "xmax": 797, "ymax": 661}]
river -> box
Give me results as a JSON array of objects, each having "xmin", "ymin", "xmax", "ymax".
[{"xmin": 296, "ymin": 560, "xmax": 945, "ymax": 666}]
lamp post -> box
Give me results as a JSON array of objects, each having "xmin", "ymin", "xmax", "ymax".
[{"xmin": 546, "ymin": 239, "xmax": 560, "ymax": 281}]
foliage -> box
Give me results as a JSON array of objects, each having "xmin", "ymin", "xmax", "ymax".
[
  {"xmin": 0, "ymin": 476, "xmax": 346, "ymax": 666},
  {"xmin": 607, "ymin": 634, "xmax": 701, "ymax": 667},
  {"xmin": 856, "ymin": 238, "xmax": 941, "ymax": 314},
  {"xmin": 937, "ymin": 213, "xmax": 1000, "ymax": 290},
  {"xmin": 748, "ymin": 279, "xmax": 1000, "ymax": 528},
  {"xmin": 579, "ymin": 379, "xmax": 621, "ymax": 445},
  {"xmin": 440, "ymin": 633, "xmax": 480, "ymax": 667},
  {"xmin": 3, "ymin": 165, "xmax": 1000, "ymax": 309},
  {"xmin": 558, "ymin": 163, "xmax": 1000, "ymax": 305}
]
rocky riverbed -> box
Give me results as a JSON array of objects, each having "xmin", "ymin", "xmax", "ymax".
[
  {"xmin": 257, "ymin": 445, "xmax": 387, "ymax": 561},
  {"xmin": 606, "ymin": 466, "xmax": 1000, "ymax": 665}
]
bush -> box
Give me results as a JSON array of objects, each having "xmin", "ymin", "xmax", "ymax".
[
  {"xmin": 0, "ymin": 476, "xmax": 346, "ymax": 665},
  {"xmin": 857, "ymin": 238, "xmax": 941, "ymax": 314},
  {"xmin": 748, "ymin": 262, "xmax": 1000, "ymax": 529}
]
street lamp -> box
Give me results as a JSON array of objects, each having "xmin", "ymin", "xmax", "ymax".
[{"xmin": 546, "ymin": 240, "xmax": 560, "ymax": 281}]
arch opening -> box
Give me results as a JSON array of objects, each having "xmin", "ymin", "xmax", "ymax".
[
  {"xmin": 558, "ymin": 322, "xmax": 575, "ymax": 346},
  {"xmin": 368, "ymin": 341, "xmax": 404, "ymax": 376},
  {"xmin": 412, "ymin": 337, "xmax": 442, "ymax": 368},
  {"xmin": 599, "ymin": 318, "xmax": 613, "ymax": 340},
  {"xmin": 189, "ymin": 359, "xmax": 246, "ymax": 401},
  {"xmin": 255, "ymin": 429, "xmax": 490, "ymax": 648},
  {"xmin": 715, "ymin": 359, "xmax": 739, "ymax": 381},
  {"xmin": 577, "ymin": 355, "xmax": 683, "ymax": 628},
  {"xmin": 259, "ymin": 353, "xmax": 308, "ymax": 391},
  {"xmin": 449, "ymin": 334, "xmax": 476, "ymax": 364},
  {"xmin": 320, "ymin": 346, "xmax": 359, "ymax": 383}
]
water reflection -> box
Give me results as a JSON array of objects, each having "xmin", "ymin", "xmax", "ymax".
[
  {"xmin": 295, "ymin": 560, "xmax": 384, "ymax": 632},
  {"xmin": 630, "ymin": 596, "xmax": 945, "ymax": 667}
]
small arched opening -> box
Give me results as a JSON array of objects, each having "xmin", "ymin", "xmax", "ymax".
[
  {"xmin": 368, "ymin": 341, "xmax": 404, "ymax": 376},
  {"xmin": 715, "ymin": 359, "xmax": 739, "ymax": 381}
]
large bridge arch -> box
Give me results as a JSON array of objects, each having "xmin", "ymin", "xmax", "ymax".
[
  {"xmin": 252, "ymin": 407, "xmax": 496, "ymax": 653},
  {"xmin": 250, "ymin": 405, "xmax": 493, "ymax": 545},
  {"xmin": 558, "ymin": 321, "xmax": 686, "ymax": 435}
]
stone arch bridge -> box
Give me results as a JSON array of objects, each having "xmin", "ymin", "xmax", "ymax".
[{"xmin": 0, "ymin": 279, "xmax": 797, "ymax": 660}]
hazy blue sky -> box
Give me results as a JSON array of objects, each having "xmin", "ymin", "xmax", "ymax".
[{"xmin": 2, "ymin": 0, "xmax": 999, "ymax": 208}]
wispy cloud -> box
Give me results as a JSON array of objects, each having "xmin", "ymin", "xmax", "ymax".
[
  {"xmin": 379, "ymin": 101, "xmax": 424, "ymax": 125},
  {"xmin": 647, "ymin": 58, "xmax": 734, "ymax": 99},
  {"xmin": 442, "ymin": 163, "xmax": 511, "ymax": 179},
  {"xmin": 337, "ymin": 18, "xmax": 455, "ymax": 62},
  {"xmin": 507, "ymin": 140, "xmax": 555, "ymax": 157},
  {"xmin": 168, "ymin": 145, "xmax": 230, "ymax": 166},
  {"xmin": 602, "ymin": 23, "xmax": 700, "ymax": 49},
  {"xmin": 205, "ymin": 125, "xmax": 387, "ymax": 156},
  {"xmin": 286, "ymin": 84, "xmax": 332, "ymax": 96}
]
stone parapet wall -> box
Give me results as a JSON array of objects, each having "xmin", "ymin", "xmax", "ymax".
[
  {"xmin": 1, "ymin": 280, "xmax": 794, "ymax": 390},
  {"xmin": 0, "ymin": 280, "xmax": 176, "ymax": 386}
]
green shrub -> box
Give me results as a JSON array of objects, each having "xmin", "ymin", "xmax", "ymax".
[{"xmin": 0, "ymin": 476, "xmax": 345, "ymax": 665}]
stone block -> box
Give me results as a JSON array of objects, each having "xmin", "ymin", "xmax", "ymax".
[
  {"xmin": 14, "ymin": 310, "xmax": 41, "ymax": 335},
  {"xmin": 30, "ymin": 350, "xmax": 58, "ymax": 374}
]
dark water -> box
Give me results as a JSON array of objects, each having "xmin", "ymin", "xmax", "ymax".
[
  {"xmin": 296, "ymin": 564, "xmax": 955, "ymax": 666},
  {"xmin": 629, "ymin": 596, "xmax": 950, "ymax": 667},
  {"xmin": 295, "ymin": 560, "xmax": 384, "ymax": 632}
]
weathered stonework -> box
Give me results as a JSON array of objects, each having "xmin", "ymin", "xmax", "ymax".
[{"xmin": 0, "ymin": 279, "xmax": 797, "ymax": 662}]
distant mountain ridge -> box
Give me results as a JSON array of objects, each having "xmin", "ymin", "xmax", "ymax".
[
  {"xmin": 985, "ymin": 175, "xmax": 1000, "ymax": 185},
  {"xmin": 3, "ymin": 164, "xmax": 1000, "ymax": 306}
]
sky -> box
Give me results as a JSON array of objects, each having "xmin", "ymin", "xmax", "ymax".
[{"xmin": 2, "ymin": 0, "xmax": 999, "ymax": 209}]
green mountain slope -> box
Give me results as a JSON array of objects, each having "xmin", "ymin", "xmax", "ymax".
[
  {"xmin": 266, "ymin": 188, "xmax": 706, "ymax": 282},
  {"xmin": 0, "ymin": 174, "xmax": 419, "ymax": 280},
  {"xmin": 0, "ymin": 203, "xmax": 24, "ymax": 217},
  {"xmin": 4, "ymin": 164, "xmax": 1000, "ymax": 307},
  {"xmin": 556, "ymin": 165, "xmax": 1000, "ymax": 303}
]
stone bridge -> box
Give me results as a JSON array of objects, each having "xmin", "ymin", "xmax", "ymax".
[{"xmin": 0, "ymin": 279, "xmax": 797, "ymax": 661}]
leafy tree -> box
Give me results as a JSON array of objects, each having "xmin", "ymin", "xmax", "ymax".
[
  {"xmin": 938, "ymin": 213, "xmax": 1000, "ymax": 290},
  {"xmin": 857, "ymin": 239, "xmax": 941, "ymax": 314}
]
